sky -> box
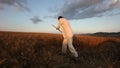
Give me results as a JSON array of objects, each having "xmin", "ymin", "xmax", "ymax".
[{"xmin": 0, "ymin": 0, "xmax": 120, "ymax": 34}]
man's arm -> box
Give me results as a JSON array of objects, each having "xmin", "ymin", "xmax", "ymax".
[{"xmin": 56, "ymin": 21, "xmax": 61, "ymax": 30}]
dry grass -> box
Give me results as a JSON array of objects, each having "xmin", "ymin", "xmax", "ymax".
[{"xmin": 0, "ymin": 31, "xmax": 120, "ymax": 68}]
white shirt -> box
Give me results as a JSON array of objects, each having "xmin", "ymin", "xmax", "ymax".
[{"xmin": 57, "ymin": 18, "xmax": 73, "ymax": 38}]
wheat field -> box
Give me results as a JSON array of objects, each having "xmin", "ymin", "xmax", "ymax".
[{"xmin": 0, "ymin": 31, "xmax": 120, "ymax": 68}]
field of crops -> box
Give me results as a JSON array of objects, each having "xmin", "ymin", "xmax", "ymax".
[{"xmin": 0, "ymin": 31, "xmax": 120, "ymax": 68}]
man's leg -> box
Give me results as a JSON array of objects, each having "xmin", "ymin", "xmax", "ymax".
[
  {"xmin": 68, "ymin": 37, "xmax": 78, "ymax": 57},
  {"xmin": 62, "ymin": 38, "xmax": 68, "ymax": 54}
]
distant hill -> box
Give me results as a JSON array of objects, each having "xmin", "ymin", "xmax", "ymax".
[{"xmin": 85, "ymin": 32, "xmax": 120, "ymax": 38}]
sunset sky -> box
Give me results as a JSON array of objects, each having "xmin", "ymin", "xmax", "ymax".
[{"xmin": 0, "ymin": 0, "xmax": 120, "ymax": 34}]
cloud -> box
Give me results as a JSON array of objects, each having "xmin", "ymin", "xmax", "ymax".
[
  {"xmin": 0, "ymin": 0, "xmax": 30, "ymax": 11},
  {"xmin": 30, "ymin": 16, "xmax": 42, "ymax": 24},
  {"xmin": 57, "ymin": 0, "xmax": 120, "ymax": 20}
]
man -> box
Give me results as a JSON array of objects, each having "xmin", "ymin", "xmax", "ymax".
[{"xmin": 56, "ymin": 16, "xmax": 78, "ymax": 58}]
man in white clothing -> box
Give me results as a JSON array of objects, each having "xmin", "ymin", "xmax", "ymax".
[{"xmin": 56, "ymin": 16, "xmax": 78, "ymax": 58}]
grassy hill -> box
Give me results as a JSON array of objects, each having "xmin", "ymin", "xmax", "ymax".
[{"xmin": 0, "ymin": 31, "xmax": 120, "ymax": 68}]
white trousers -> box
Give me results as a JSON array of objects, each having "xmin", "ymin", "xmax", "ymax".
[{"xmin": 62, "ymin": 37, "xmax": 78, "ymax": 57}]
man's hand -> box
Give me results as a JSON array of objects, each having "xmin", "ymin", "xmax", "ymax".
[
  {"xmin": 56, "ymin": 28, "xmax": 59, "ymax": 30},
  {"xmin": 52, "ymin": 24, "xmax": 62, "ymax": 33}
]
